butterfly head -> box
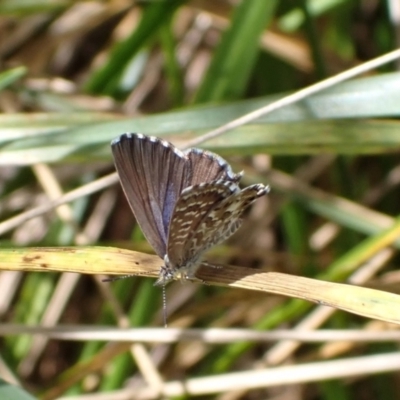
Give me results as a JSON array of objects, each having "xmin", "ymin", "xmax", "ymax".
[
  {"xmin": 154, "ymin": 264, "xmax": 174, "ymax": 287},
  {"xmin": 154, "ymin": 254, "xmax": 203, "ymax": 287}
]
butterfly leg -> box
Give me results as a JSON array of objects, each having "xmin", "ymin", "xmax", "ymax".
[{"xmin": 201, "ymin": 261, "xmax": 223, "ymax": 270}]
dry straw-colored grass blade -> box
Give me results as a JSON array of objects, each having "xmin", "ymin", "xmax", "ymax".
[{"xmin": 0, "ymin": 246, "xmax": 399, "ymax": 325}]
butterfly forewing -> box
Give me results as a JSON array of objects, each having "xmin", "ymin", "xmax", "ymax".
[{"xmin": 111, "ymin": 133, "xmax": 190, "ymax": 257}]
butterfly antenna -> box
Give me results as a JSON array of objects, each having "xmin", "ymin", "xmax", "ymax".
[{"xmin": 162, "ymin": 284, "xmax": 168, "ymax": 328}]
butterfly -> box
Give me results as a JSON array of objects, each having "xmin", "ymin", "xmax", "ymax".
[{"xmin": 111, "ymin": 133, "xmax": 268, "ymax": 287}]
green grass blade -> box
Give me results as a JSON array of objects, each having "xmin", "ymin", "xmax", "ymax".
[{"xmin": 195, "ymin": 0, "xmax": 278, "ymax": 102}]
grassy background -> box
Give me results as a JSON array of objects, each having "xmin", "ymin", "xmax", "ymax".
[{"xmin": 1, "ymin": 0, "xmax": 400, "ymax": 399}]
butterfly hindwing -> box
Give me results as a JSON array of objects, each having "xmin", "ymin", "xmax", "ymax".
[
  {"xmin": 166, "ymin": 180, "xmax": 239, "ymax": 267},
  {"xmin": 185, "ymin": 148, "xmax": 241, "ymax": 185},
  {"xmin": 193, "ymin": 184, "xmax": 268, "ymax": 254}
]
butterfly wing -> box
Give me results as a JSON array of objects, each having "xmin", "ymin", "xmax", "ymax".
[
  {"xmin": 185, "ymin": 148, "xmax": 242, "ymax": 185},
  {"xmin": 190, "ymin": 183, "xmax": 268, "ymax": 255},
  {"xmin": 111, "ymin": 133, "xmax": 191, "ymax": 258},
  {"xmin": 166, "ymin": 180, "xmax": 239, "ymax": 267}
]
